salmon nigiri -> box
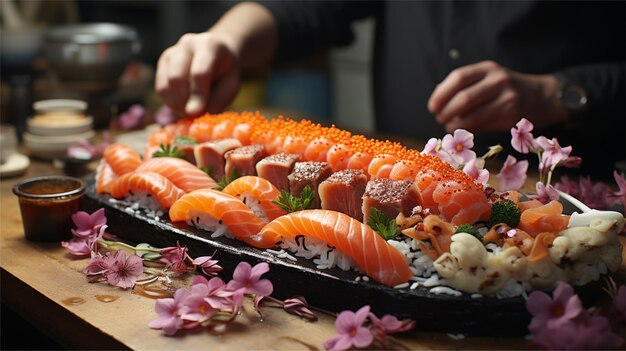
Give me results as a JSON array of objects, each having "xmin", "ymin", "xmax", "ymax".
[
  {"xmin": 221, "ymin": 176, "xmax": 287, "ymax": 221},
  {"xmin": 259, "ymin": 210, "xmax": 413, "ymax": 287},
  {"xmin": 136, "ymin": 157, "xmax": 217, "ymax": 193},
  {"xmin": 109, "ymin": 171, "xmax": 185, "ymax": 209},
  {"xmin": 169, "ymin": 189, "xmax": 271, "ymax": 248},
  {"xmin": 103, "ymin": 143, "xmax": 142, "ymax": 175},
  {"xmin": 95, "ymin": 159, "xmax": 117, "ymax": 194}
]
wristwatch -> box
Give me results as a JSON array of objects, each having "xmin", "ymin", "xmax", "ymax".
[{"xmin": 555, "ymin": 73, "xmax": 588, "ymax": 122}]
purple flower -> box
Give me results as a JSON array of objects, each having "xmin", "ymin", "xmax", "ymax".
[
  {"xmin": 193, "ymin": 253, "xmax": 223, "ymax": 276},
  {"xmin": 462, "ymin": 158, "xmax": 489, "ymax": 185},
  {"xmin": 324, "ymin": 306, "xmax": 373, "ymax": 351},
  {"xmin": 62, "ymin": 225, "xmax": 106, "ymax": 257},
  {"xmin": 535, "ymin": 136, "xmax": 572, "ymax": 173},
  {"xmin": 180, "ymin": 283, "xmax": 218, "ymax": 323},
  {"xmin": 118, "ymin": 104, "xmax": 144, "ymax": 130},
  {"xmin": 226, "ymin": 262, "xmax": 273, "ymax": 298},
  {"xmin": 526, "ymin": 282, "xmax": 584, "ymax": 333},
  {"xmin": 159, "ymin": 242, "xmax": 190, "ymax": 273},
  {"xmin": 284, "ymin": 296, "xmax": 317, "ymax": 321},
  {"xmin": 149, "ymin": 288, "xmax": 191, "ymax": 336},
  {"xmin": 67, "ymin": 131, "xmax": 111, "ymax": 160},
  {"xmin": 577, "ymin": 176, "xmax": 616, "ymax": 210},
  {"xmin": 510, "ymin": 118, "xmax": 536, "ymax": 154},
  {"xmin": 71, "ymin": 208, "xmax": 107, "ymax": 238},
  {"xmin": 192, "ymin": 275, "xmax": 234, "ymax": 310},
  {"xmin": 154, "ymin": 105, "xmax": 177, "ymax": 126},
  {"xmin": 612, "ymin": 170, "xmax": 626, "ymax": 211},
  {"xmin": 554, "ymin": 175, "xmax": 580, "ymax": 196},
  {"xmin": 83, "ymin": 252, "xmax": 114, "ymax": 282},
  {"xmin": 496, "ymin": 155, "xmax": 528, "ymax": 191},
  {"xmin": 105, "ymin": 251, "xmax": 144, "ymax": 289},
  {"xmin": 441, "ymin": 129, "xmax": 476, "ymax": 167}
]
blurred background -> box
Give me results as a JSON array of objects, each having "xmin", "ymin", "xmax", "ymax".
[{"xmin": 0, "ymin": 0, "xmax": 376, "ymax": 136}]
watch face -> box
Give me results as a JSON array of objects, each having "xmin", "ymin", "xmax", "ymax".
[{"xmin": 563, "ymin": 85, "xmax": 587, "ymax": 111}]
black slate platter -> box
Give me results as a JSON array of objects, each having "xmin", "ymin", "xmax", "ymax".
[{"xmin": 82, "ymin": 177, "xmax": 531, "ymax": 336}]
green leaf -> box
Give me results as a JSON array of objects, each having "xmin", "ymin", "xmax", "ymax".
[
  {"xmin": 367, "ymin": 208, "xmax": 397, "ymax": 240},
  {"xmin": 152, "ymin": 144, "xmax": 184, "ymax": 159},
  {"xmin": 135, "ymin": 243, "xmax": 162, "ymax": 260},
  {"xmin": 216, "ymin": 169, "xmax": 241, "ymax": 191},
  {"xmin": 272, "ymin": 185, "xmax": 315, "ymax": 213},
  {"xmin": 174, "ymin": 136, "xmax": 197, "ymax": 145},
  {"xmin": 201, "ymin": 167, "xmax": 215, "ymax": 178}
]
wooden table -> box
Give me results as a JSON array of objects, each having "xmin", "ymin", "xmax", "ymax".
[{"xmin": 0, "ymin": 156, "xmax": 618, "ymax": 350}]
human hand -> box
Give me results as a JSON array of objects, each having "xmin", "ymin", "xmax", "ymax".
[
  {"xmin": 428, "ymin": 60, "xmax": 568, "ymax": 133},
  {"xmin": 155, "ymin": 32, "xmax": 240, "ymax": 117}
]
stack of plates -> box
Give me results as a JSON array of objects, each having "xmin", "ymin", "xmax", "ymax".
[{"xmin": 24, "ymin": 99, "xmax": 95, "ymax": 159}]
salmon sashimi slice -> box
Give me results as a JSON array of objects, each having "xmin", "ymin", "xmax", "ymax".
[
  {"xmin": 222, "ymin": 176, "xmax": 287, "ymax": 221},
  {"xmin": 389, "ymin": 160, "xmax": 420, "ymax": 181},
  {"xmin": 414, "ymin": 170, "xmax": 441, "ymax": 215},
  {"xmin": 304, "ymin": 137, "xmax": 334, "ymax": 162},
  {"xmin": 95, "ymin": 159, "xmax": 117, "ymax": 194},
  {"xmin": 136, "ymin": 157, "xmax": 217, "ymax": 193},
  {"xmin": 518, "ymin": 200, "xmax": 570, "ymax": 237},
  {"xmin": 169, "ymin": 189, "xmax": 271, "ymax": 248},
  {"xmin": 109, "ymin": 171, "xmax": 185, "ymax": 209},
  {"xmin": 326, "ymin": 143, "xmax": 352, "ymax": 172},
  {"xmin": 368, "ymin": 154, "xmax": 398, "ymax": 179},
  {"xmin": 432, "ymin": 181, "xmax": 491, "ymax": 225},
  {"xmin": 103, "ymin": 143, "xmax": 142, "ymax": 175},
  {"xmin": 518, "ymin": 199, "xmax": 543, "ymax": 212},
  {"xmin": 527, "ymin": 232, "xmax": 557, "ymax": 262},
  {"xmin": 259, "ymin": 210, "xmax": 413, "ymax": 287}
]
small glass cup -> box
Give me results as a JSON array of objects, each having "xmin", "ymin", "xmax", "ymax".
[
  {"xmin": 13, "ymin": 175, "xmax": 86, "ymax": 242},
  {"xmin": 0, "ymin": 123, "xmax": 17, "ymax": 165}
]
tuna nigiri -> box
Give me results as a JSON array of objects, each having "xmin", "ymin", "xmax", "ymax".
[
  {"xmin": 136, "ymin": 157, "xmax": 217, "ymax": 193},
  {"xmin": 169, "ymin": 189, "xmax": 271, "ymax": 248},
  {"xmin": 259, "ymin": 210, "xmax": 413, "ymax": 287},
  {"xmin": 103, "ymin": 143, "xmax": 142, "ymax": 175},
  {"xmin": 109, "ymin": 171, "xmax": 185, "ymax": 210},
  {"xmin": 221, "ymin": 176, "xmax": 287, "ymax": 221}
]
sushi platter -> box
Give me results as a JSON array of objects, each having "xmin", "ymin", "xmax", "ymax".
[
  {"xmin": 82, "ymin": 177, "xmax": 532, "ymax": 336},
  {"xmin": 86, "ymin": 112, "xmax": 624, "ymax": 336}
]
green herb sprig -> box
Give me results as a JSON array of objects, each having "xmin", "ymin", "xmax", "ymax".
[
  {"xmin": 174, "ymin": 136, "xmax": 197, "ymax": 145},
  {"xmin": 152, "ymin": 144, "xmax": 184, "ymax": 159},
  {"xmin": 272, "ymin": 185, "xmax": 315, "ymax": 213},
  {"xmin": 216, "ymin": 169, "xmax": 241, "ymax": 191},
  {"xmin": 367, "ymin": 208, "xmax": 397, "ymax": 240}
]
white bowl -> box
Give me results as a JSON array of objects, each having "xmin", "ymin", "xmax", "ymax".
[
  {"xmin": 27, "ymin": 114, "xmax": 93, "ymax": 136},
  {"xmin": 33, "ymin": 99, "xmax": 88, "ymax": 114},
  {"xmin": 24, "ymin": 130, "xmax": 95, "ymax": 159}
]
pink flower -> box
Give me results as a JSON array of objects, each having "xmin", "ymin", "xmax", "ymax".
[
  {"xmin": 105, "ymin": 251, "xmax": 144, "ymax": 289},
  {"xmin": 535, "ymin": 136, "xmax": 572, "ymax": 173},
  {"xmin": 612, "ymin": 170, "xmax": 626, "ymax": 211},
  {"xmin": 193, "ymin": 253, "xmax": 223, "ymax": 276},
  {"xmin": 67, "ymin": 131, "xmax": 111, "ymax": 160},
  {"xmin": 83, "ymin": 252, "xmax": 114, "ymax": 282},
  {"xmin": 554, "ymin": 175, "xmax": 580, "ymax": 196},
  {"xmin": 192, "ymin": 275, "xmax": 234, "ymax": 310},
  {"xmin": 510, "ymin": 118, "xmax": 536, "ymax": 154},
  {"xmin": 462, "ymin": 158, "xmax": 489, "ymax": 185},
  {"xmin": 530, "ymin": 182, "xmax": 560, "ymax": 204},
  {"xmin": 159, "ymin": 242, "xmax": 190, "ymax": 273},
  {"xmin": 118, "ymin": 104, "xmax": 144, "ymax": 130},
  {"xmin": 422, "ymin": 138, "xmax": 453, "ymax": 164},
  {"xmin": 283, "ymin": 296, "xmax": 317, "ymax": 321},
  {"xmin": 441, "ymin": 129, "xmax": 476, "ymax": 167},
  {"xmin": 496, "ymin": 155, "xmax": 528, "ymax": 191},
  {"xmin": 62, "ymin": 225, "xmax": 106, "ymax": 257},
  {"xmin": 180, "ymin": 283, "xmax": 218, "ymax": 323},
  {"xmin": 562, "ymin": 156, "xmax": 582, "ymax": 169},
  {"xmin": 368, "ymin": 313, "xmax": 415, "ymax": 335},
  {"xmin": 154, "ymin": 105, "xmax": 177, "ymax": 126},
  {"xmin": 71, "ymin": 208, "xmax": 107, "ymax": 238},
  {"xmin": 577, "ymin": 176, "xmax": 615, "ymax": 210},
  {"xmin": 226, "ymin": 262, "xmax": 273, "ymax": 298},
  {"xmin": 324, "ymin": 306, "xmax": 373, "ymax": 351},
  {"xmin": 149, "ymin": 288, "xmax": 192, "ymax": 336},
  {"xmin": 526, "ymin": 282, "xmax": 584, "ymax": 333},
  {"xmin": 532, "ymin": 313, "xmax": 624, "ymax": 350}
]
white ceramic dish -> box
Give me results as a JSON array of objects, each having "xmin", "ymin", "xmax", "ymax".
[
  {"xmin": 27, "ymin": 114, "xmax": 93, "ymax": 136},
  {"xmin": 33, "ymin": 99, "xmax": 88, "ymax": 114},
  {"xmin": 24, "ymin": 130, "xmax": 95, "ymax": 159}
]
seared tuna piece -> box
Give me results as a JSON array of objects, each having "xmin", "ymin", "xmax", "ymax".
[
  {"xmin": 224, "ymin": 145, "xmax": 268, "ymax": 178},
  {"xmin": 288, "ymin": 161, "xmax": 333, "ymax": 208},
  {"xmin": 362, "ymin": 178, "xmax": 423, "ymax": 223},
  {"xmin": 256, "ymin": 153, "xmax": 300, "ymax": 192},
  {"xmin": 319, "ymin": 169, "xmax": 368, "ymax": 221},
  {"xmin": 193, "ymin": 138, "xmax": 242, "ymax": 180},
  {"xmin": 174, "ymin": 143, "xmax": 196, "ymax": 165}
]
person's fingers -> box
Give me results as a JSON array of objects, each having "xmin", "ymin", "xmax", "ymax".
[
  {"xmin": 207, "ymin": 68, "xmax": 240, "ymax": 114},
  {"xmin": 435, "ymin": 68, "xmax": 510, "ymax": 124},
  {"xmin": 443, "ymin": 88, "xmax": 520, "ymax": 132},
  {"xmin": 164, "ymin": 40, "xmax": 194, "ymax": 115},
  {"xmin": 428, "ymin": 61, "xmax": 495, "ymax": 114},
  {"xmin": 155, "ymin": 50, "xmax": 175, "ymax": 109},
  {"xmin": 185, "ymin": 40, "xmax": 217, "ymax": 116}
]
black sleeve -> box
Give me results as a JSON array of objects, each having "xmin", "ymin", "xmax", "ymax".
[
  {"xmin": 556, "ymin": 61, "xmax": 625, "ymax": 126},
  {"xmin": 257, "ymin": 1, "xmax": 379, "ymax": 60}
]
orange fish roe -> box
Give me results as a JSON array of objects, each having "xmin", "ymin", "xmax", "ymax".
[{"xmin": 156, "ymin": 112, "xmax": 481, "ymax": 192}]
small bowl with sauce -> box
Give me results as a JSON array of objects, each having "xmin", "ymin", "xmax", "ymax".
[{"xmin": 13, "ymin": 175, "xmax": 86, "ymax": 242}]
